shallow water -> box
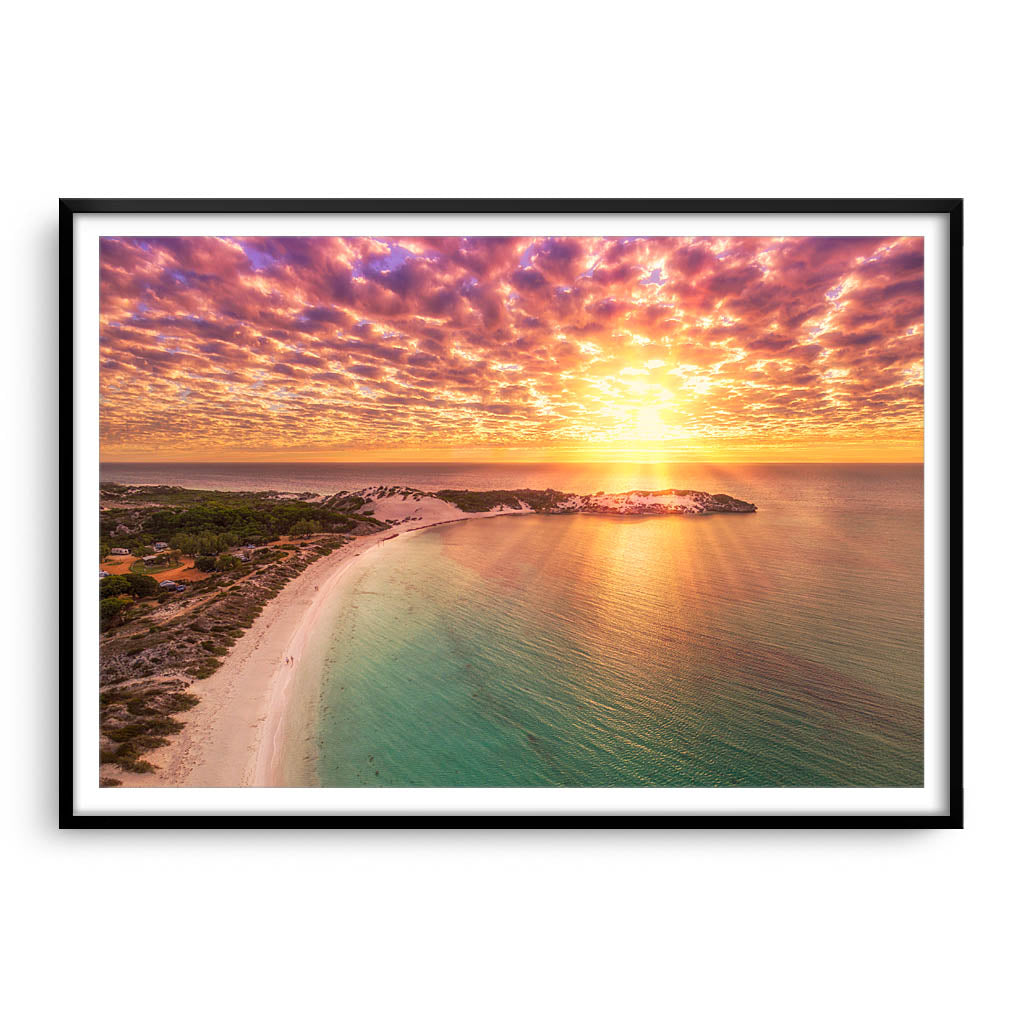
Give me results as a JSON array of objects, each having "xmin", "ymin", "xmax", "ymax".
[{"xmin": 310, "ymin": 464, "xmax": 923, "ymax": 788}]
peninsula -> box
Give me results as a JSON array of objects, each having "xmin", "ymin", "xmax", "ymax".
[{"xmin": 98, "ymin": 482, "xmax": 756, "ymax": 786}]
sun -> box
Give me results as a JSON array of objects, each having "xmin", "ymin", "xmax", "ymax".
[
  {"xmin": 634, "ymin": 406, "xmax": 666, "ymax": 441},
  {"xmin": 598, "ymin": 404, "xmax": 674, "ymax": 447}
]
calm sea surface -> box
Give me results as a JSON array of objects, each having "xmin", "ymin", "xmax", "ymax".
[{"xmin": 103, "ymin": 462, "xmax": 924, "ymax": 787}]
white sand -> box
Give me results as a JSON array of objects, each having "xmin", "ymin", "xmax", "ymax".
[{"xmin": 125, "ymin": 498, "xmax": 531, "ymax": 788}]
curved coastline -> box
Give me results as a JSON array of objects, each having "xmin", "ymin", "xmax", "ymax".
[
  {"xmin": 131, "ymin": 510, "xmax": 527, "ymax": 787},
  {"xmin": 128, "ymin": 491, "xmax": 757, "ymax": 788}
]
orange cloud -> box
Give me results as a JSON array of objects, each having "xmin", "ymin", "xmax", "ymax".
[{"xmin": 99, "ymin": 235, "xmax": 924, "ymax": 461}]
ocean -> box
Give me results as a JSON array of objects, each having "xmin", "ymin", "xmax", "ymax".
[{"xmin": 102, "ymin": 462, "xmax": 924, "ymax": 787}]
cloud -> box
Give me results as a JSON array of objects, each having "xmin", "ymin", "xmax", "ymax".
[{"xmin": 99, "ymin": 234, "xmax": 924, "ymax": 457}]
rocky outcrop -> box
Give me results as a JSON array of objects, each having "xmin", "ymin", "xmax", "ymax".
[
  {"xmin": 554, "ymin": 488, "xmax": 756, "ymax": 515},
  {"xmin": 705, "ymin": 492, "xmax": 758, "ymax": 513},
  {"xmin": 338, "ymin": 485, "xmax": 757, "ymax": 519}
]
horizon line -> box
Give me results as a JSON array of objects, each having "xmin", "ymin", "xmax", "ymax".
[{"xmin": 99, "ymin": 458, "xmax": 926, "ymax": 466}]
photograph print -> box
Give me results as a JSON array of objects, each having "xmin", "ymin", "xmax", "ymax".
[{"xmin": 67, "ymin": 201, "xmax": 960, "ymax": 823}]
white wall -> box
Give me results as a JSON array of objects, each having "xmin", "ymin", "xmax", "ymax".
[{"xmin": 3, "ymin": 3, "xmax": 1018, "ymax": 1021}]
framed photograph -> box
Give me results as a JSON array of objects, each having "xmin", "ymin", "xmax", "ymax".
[{"xmin": 61, "ymin": 198, "xmax": 962, "ymax": 827}]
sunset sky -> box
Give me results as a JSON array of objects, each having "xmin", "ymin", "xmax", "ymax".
[{"xmin": 99, "ymin": 235, "xmax": 924, "ymax": 462}]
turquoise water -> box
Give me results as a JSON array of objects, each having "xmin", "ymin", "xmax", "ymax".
[{"xmin": 312, "ymin": 465, "xmax": 923, "ymax": 788}]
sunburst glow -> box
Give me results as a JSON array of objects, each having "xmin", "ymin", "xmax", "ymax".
[{"xmin": 99, "ymin": 235, "xmax": 924, "ymax": 462}]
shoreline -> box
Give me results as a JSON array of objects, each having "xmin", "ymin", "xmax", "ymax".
[
  {"xmin": 120, "ymin": 493, "xmax": 756, "ymax": 789},
  {"xmin": 126, "ymin": 509, "xmax": 528, "ymax": 787}
]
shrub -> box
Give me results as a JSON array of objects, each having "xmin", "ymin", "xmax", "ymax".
[
  {"xmin": 193, "ymin": 654, "xmax": 223, "ymax": 678},
  {"xmin": 100, "ymin": 575, "xmax": 131, "ymax": 598},
  {"xmin": 164, "ymin": 693, "xmax": 199, "ymax": 713},
  {"xmin": 104, "ymin": 722, "xmax": 149, "ymax": 743},
  {"xmin": 100, "ymin": 595, "xmax": 134, "ymax": 629},
  {"xmin": 124, "ymin": 574, "xmax": 159, "ymax": 599},
  {"xmin": 171, "ymin": 532, "xmax": 198, "ymax": 554},
  {"xmin": 435, "ymin": 488, "xmax": 570, "ymax": 513},
  {"xmin": 132, "ymin": 735, "xmax": 170, "ymax": 752}
]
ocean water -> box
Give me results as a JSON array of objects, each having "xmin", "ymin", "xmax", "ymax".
[
  {"xmin": 100, "ymin": 460, "xmax": 915, "ymax": 502},
  {"xmin": 102, "ymin": 461, "xmax": 923, "ymax": 787},
  {"xmin": 301, "ymin": 464, "xmax": 924, "ymax": 788}
]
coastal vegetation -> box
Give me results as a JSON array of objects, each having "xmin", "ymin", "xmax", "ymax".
[
  {"xmin": 99, "ymin": 531, "xmax": 351, "ymax": 779},
  {"xmin": 100, "ymin": 483, "xmax": 383, "ymax": 556},
  {"xmin": 320, "ymin": 485, "xmax": 418, "ymax": 513},
  {"xmin": 98, "ymin": 484, "xmax": 387, "ymax": 782},
  {"xmin": 433, "ymin": 487, "xmax": 757, "ymax": 515},
  {"xmin": 98, "ymin": 482, "xmax": 757, "ymax": 784},
  {"xmin": 435, "ymin": 488, "xmax": 571, "ymax": 513}
]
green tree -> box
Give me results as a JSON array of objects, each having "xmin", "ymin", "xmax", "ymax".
[
  {"xmin": 195, "ymin": 531, "xmax": 224, "ymax": 555},
  {"xmin": 100, "ymin": 575, "xmax": 131, "ymax": 598},
  {"xmin": 100, "ymin": 595, "xmax": 133, "ymax": 630},
  {"xmin": 215, "ymin": 553, "xmax": 241, "ymax": 571},
  {"xmin": 124, "ymin": 574, "xmax": 159, "ymax": 599}
]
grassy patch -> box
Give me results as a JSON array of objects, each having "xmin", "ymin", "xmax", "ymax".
[{"xmin": 130, "ymin": 558, "xmax": 184, "ymax": 575}]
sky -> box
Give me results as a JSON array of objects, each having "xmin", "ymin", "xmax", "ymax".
[{"xmin": 99, "ymin": 235, "xmax": 924, "ymax": 463}]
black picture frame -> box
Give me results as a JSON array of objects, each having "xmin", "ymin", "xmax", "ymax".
[{"xmin": 60, "ymin": 197, "xmax": 964, "ymax": 829}]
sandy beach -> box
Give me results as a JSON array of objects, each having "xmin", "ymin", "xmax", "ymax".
[{"xmin": 127, "ymin": 497, "xmax": 530, "ymax": 787}]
